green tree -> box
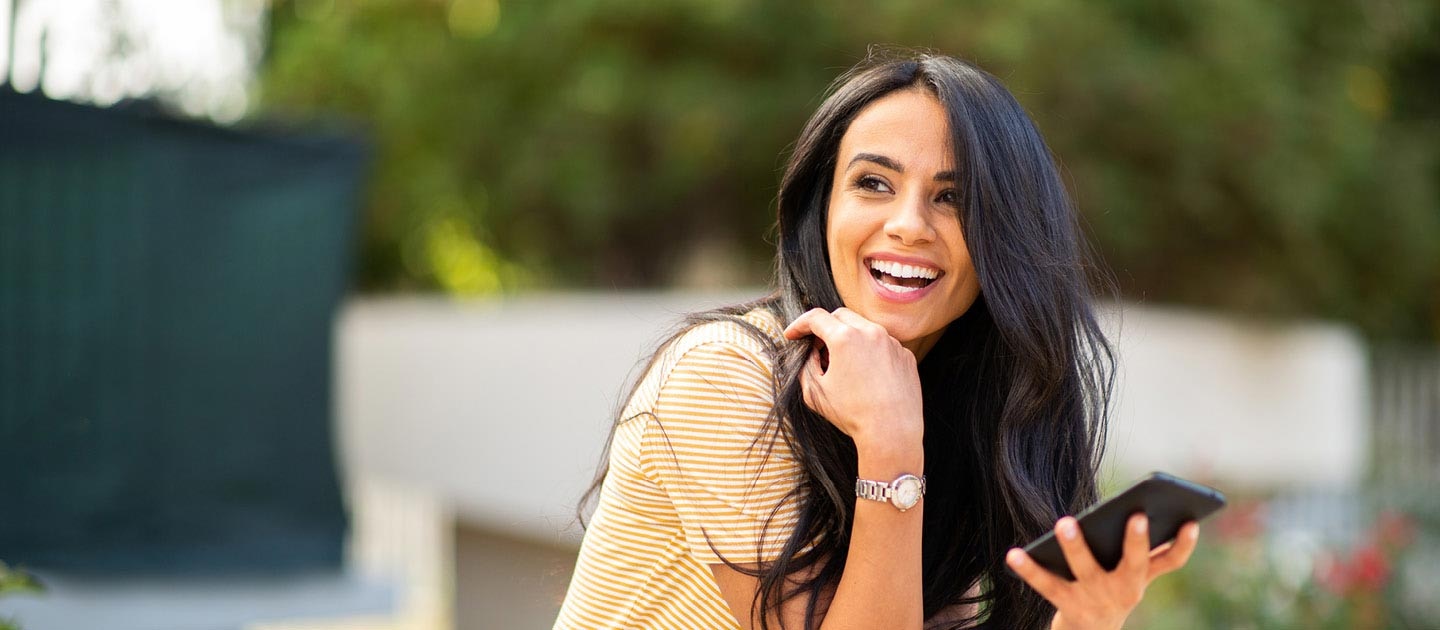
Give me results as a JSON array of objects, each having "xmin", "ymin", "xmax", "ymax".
[{"xmin": 258, "ymin": 0, "xmax": 1439, "ymax": 340}]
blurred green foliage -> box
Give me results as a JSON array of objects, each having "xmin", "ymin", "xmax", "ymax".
[
  {"xmin": 258, "ymin": 0, "xmax": 1440, "ymax": 340},
  {"xmin": 0, "ymin": 560, "xmax": 42, "ymax": 630}
]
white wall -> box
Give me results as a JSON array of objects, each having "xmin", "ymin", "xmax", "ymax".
[
  {"xmin": 1098, "ymin": 303, "xmax": 1368, "ymax": 490},
  {"xmin": 336, "ymin": 292, "xmax": 757, "ymax": 548},
  {"xmin": 336, "ymin": 293, "xmax": 1370, "ymax": 549}
]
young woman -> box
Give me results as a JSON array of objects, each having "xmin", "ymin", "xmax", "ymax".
[{"xmin": 555, "ymin": 51, "xmax": 1200, "ymax": 630}]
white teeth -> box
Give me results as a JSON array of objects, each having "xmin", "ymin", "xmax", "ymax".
[
  {"xmin": 878, "ymin": 279, "xmax": 921, "ymax": 293},
  {"xmin": 867, "ymin": 259, "xmax": 939, "ymax": 280}
]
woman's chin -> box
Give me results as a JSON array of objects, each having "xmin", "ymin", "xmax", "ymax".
[
  {"xmin": 876, "ymin": 320, "xmax": 938, "ymax": 348},
  {"xmin": 845, "ymin": 303, "xmax": 946, "ymax": 348}
]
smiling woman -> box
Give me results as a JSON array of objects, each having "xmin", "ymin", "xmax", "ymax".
[{"xmin": 556, "ymin": 50, "xmax": 1201, "ymax": 630}]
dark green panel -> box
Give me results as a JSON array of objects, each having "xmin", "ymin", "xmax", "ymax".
[{"xmin": 0, "ymin": 90, "xmax": 365, "ymax": 574}]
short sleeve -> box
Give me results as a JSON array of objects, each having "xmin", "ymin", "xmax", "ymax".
[{"xmin": 640, "ymin": 340, "xmax": 804, "ymax": 566}]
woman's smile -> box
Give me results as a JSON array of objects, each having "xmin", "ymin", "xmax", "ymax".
[{"xmin": 864, "ymin": 254, "xmax": 945, "ymax": 303}]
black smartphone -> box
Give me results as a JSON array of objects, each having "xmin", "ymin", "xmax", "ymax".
[{"xmin": 1013, "ymin": 472, "xmax": 1226, "ymax": 581}]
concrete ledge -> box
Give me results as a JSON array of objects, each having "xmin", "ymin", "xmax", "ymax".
[
  {"xmin": 336, "ymin": 292, "xmax": 756, "ymax": 548},
  {"xmin": 1100, "ymin": 304, "xmax": 1368, "ymax": 489}
]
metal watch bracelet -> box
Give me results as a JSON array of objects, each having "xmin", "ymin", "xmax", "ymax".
[{"xmin": 855, "ymin": 474, "xmax": 926, "ymax": 511}]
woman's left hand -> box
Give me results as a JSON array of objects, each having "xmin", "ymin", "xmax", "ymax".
[{"xmin": 1005, "ymin": 513, "xmax": 1200, "ymax": 630}]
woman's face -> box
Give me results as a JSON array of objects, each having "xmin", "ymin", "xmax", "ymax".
[{"xmin": 825, "ymin": 88, "xmax": 981, "ymax": 359}]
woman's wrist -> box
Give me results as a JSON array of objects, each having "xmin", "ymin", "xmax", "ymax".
[{"xmin": 854, "ymin": 428, "xmax": 924, "ymax": 479}]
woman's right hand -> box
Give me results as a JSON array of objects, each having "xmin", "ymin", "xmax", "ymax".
[{"xmin": 783, "ymin": 307, "xmax": 925, "ymax": 449}]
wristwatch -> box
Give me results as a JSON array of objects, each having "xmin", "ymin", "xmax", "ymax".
[{"xmin": 855, "ymin": 473, "xmax": 926, "ymax": 511}]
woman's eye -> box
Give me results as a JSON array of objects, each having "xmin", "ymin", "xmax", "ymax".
[
  {"xmin": 855, "ymin": 175, "xmax": 892, "ymax": 194},
  {"xmin": 936, "ymin": 189, "xmax": 959, "ymax": 206}
]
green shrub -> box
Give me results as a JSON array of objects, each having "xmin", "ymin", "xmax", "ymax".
[{"xmin": 260, "ymin": 0, "xmax": 1440, "ymax": 340}]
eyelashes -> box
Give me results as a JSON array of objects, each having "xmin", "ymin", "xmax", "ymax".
[
  {"xmin": 850, "ymin": 174, "xmax": 959, "ymax": 207},
  {"xmin": 854, "ymin": 174, "xmax": 892, "ymax": 193}
]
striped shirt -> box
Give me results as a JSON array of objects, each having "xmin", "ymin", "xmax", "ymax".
[{"xmin": 555, "ymin": 307, "xmax": 803, "ymax": 629}]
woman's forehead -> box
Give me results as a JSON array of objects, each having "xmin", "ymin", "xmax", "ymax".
[{"xmin": 838, "ymin": 89, "xmax": 955, "ymax": 173}]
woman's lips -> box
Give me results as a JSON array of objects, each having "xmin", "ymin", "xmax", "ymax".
[{"xmin": 867, "ymin": 261, "xmax": 941, "ymax": 304}]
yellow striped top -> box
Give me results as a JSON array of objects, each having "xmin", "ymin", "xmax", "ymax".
[{"xmin": 555, "ymin": 307, "xmax": 803, "ymax": 629}]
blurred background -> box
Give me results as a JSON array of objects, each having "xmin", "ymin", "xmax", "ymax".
[{"xmin": 1, "ymin": 0, "xmax": 1437, "ymax": 628}]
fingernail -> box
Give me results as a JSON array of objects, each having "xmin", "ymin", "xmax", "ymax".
[
  {"xmin": 1007, "ymin": 548, "xmax": 1025, "ymax": 565},
  {"xmin": 1060, "ymin": 519, "xmax": 1077, "ymax": 540},
  {"xmin": 1188, "ymin": 525, "xmax": 1200, "ymax": 540},
  {"xmin": 1134, "ymin": 515, "xmax": 1147, "ymax": 535}
]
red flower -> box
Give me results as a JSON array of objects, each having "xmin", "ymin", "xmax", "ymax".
[
  {"xmin": 1348, "ymin": 543, "xmax": 1391, "ymax": 593},
  {"xmin": 1315, "ymin": 542, "xmax": 1393, "ymax": 597}
]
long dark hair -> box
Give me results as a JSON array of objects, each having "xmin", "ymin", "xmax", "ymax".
[{"xmin": 579, "ymin": 50, "xmax": 1117, "ymax": 630}]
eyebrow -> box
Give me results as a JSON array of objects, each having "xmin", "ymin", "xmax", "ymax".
[{"xmin": 847, "ymin": 152, "xmax": 957, "ymax": 182}]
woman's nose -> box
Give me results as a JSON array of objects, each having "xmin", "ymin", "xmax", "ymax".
[{"xmin": 885, "ymin": 192, "xmax": 937, "ymax": 245}]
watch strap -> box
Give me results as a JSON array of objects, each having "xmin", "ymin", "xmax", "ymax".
[
  {"xmin": 854, "ymin": 474, "xmax": 926, "ymax": 508},
  {"xmin": 855, "ymin": 478, "xmax": 890, "ymax": 502}
]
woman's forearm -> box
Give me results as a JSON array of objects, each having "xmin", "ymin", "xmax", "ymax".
[{"xmin": 818, "ymin": 438, "xmax": 926, "ymax": 630}]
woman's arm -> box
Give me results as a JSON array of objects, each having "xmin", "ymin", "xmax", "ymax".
[
  {"xmin": 711, "ymin": 307, "xmax": 929, "ymax": 630},
  {"xmin": 712, "ymin": 438, "xmax": 925, "ymax": 630},
  {"xmin": 711, "ymin": 448, "xmax": 925, "ymax": 630}
]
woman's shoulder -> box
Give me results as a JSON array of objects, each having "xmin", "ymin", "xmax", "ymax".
[
  {"xmin": 621, "ymin": 305, "xmax": 785, "ymax": 427},
  {"xmin": 666, "ymin": 305, "xmax": 785, "ymax": 368}
]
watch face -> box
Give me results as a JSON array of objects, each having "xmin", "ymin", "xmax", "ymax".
[{"xmin": 893, "ymin": 477, "xmax": 923, "ymax": 509}]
